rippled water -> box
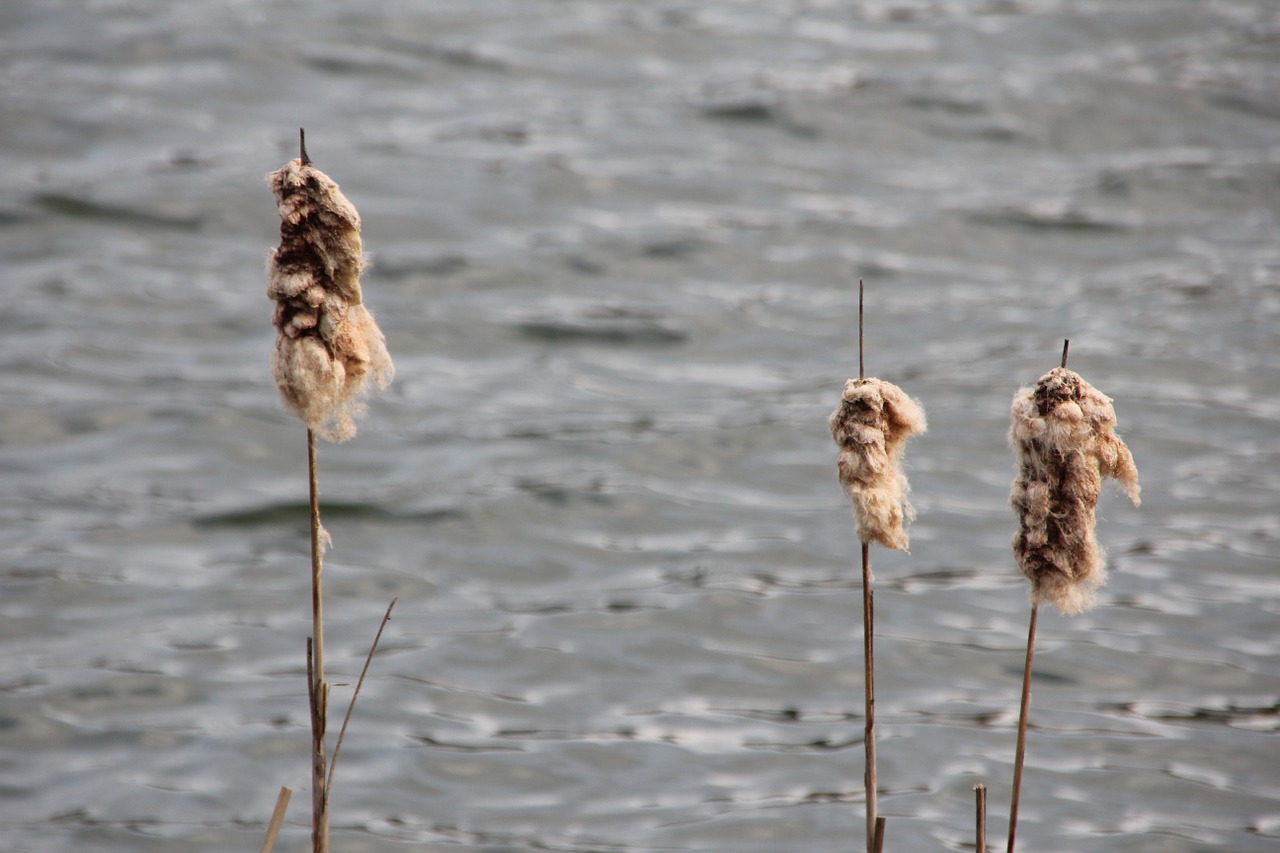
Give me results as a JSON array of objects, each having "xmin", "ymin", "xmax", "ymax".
[{"xmin": 2, "ymin": 1, "xmax": 1278, "ymax": 851}]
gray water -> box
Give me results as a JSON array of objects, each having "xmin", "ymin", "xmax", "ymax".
[{"xmin": 1, "ymin": 1, "xmax": 1278, "ymax": 851}]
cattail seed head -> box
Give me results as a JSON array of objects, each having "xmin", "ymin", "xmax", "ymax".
[
  {"xmin": 829, "ymin": 377, "xmax": 928, "ymax": 551},
  {"xmin": 1009, "ymin": 367, "xmax": 1140, "ymax": 615},
  {"xmin": 267, "ymin": 157, "xmax": 393, "ymax": 441}
]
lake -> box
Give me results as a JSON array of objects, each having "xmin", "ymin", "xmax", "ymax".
[{"xmin": 1, "ymin": 1, "xmax": 1277, "ymax": 851}]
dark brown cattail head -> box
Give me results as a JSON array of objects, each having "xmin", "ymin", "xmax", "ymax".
[
  {"xmin": 1009, "ymin": 367, "xmax": 1139, "ymax": 615},
  {"xmin": 267, "ymin": 157, "xmax": 393, "ymax": 441},
  {"xmin": 829, "ymin": 377, "xmax": 928, "ymax": 552}
]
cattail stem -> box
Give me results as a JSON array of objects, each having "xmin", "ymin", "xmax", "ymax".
[
  {"xmin": 308, "ymin": 429, "xmax": 326, "ymax": 705},
  {"xmin": 862, "ymin": 540, "xmax": 877, "ymax": 853},
  {"xmin": 307, "ymin": 429, "xmax": 330, "ymax": 853},
  {"xmin": 872, "ymin": 815, "xmax": 886, "ymax": 853},
  {"xmin": 975, "ymin": 783, "xmax": 987, "ymax": 853},
  {"xmin": 1006, "ymin": 601, "xmax": 1039, "ymax": 853}
]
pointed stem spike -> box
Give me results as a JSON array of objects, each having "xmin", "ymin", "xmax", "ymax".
[
  {"xmin": 1061, "ymin": 339, "xmax": 1070, "ymax": 369},
  {"xmin": 299, "ymin": 128, "xmax": 311, "ymax": 167},
  {"xmin": 858, "ymin": 280, "xmax": 866, "ymax": 381}
]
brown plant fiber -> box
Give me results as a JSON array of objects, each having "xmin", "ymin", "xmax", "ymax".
[
  {"xmin": 267, "ymin": 158, "xmax": 392, "ymax": 441},
  {"xmin": 1009, "ymin": 367, "xmax": 1140, "ymax": 615},
  {"xmin": 829, "ymin": 378, "xmax": 927, "ymax": 552}
]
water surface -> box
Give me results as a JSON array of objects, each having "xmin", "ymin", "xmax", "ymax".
[{"xmin": 1, "ymin": 1, "xmax": 1278, "ymax": 851}]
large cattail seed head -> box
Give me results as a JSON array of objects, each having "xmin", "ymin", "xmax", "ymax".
[
  {"xmin": 266, "ymin": 157, "xmax": 392, "ymax": 441},
  {"xmin": 1009, "ymin": 367, "xmax": 1139, "ymax": 615},
  {"xmin": 829, "ymin": 377, "xmax": 928, "ymax": 552}
]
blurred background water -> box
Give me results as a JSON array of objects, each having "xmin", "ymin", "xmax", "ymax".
[{"xmin": 1, "ymin": 1, "xmax": 1278, "ymax": 851}]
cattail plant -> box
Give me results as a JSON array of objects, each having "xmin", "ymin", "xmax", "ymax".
[
  {"xmin": 827, "ymin": 283, "xmax": 927, "ymax": 853},
  {"xmin": 1004, "ymin": 341, "xmax": 1139, "ymax": 853},
  {"xmin": 264, "ymin": 130, "xmax": 394, "ymax": 853}
]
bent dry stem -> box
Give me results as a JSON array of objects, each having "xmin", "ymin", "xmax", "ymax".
[{"xmin": 327, "ymin": 597, "xmax": 398, "ymax": 801}]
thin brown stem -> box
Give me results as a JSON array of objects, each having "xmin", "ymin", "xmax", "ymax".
[
  {"xmin": 306, "ymin": 640, "xmax": 328, "ymax": 853},
  {"xmin": 862, "ymin": 540, "xmax": 877, "ymax": 853},
  {"xmin": 1060, "ymin": 339, "xmax": 1070, "ymax": 369},
  {"xmin": 261, "ymin": 786, "xmax": 293, "ymax": 853},
  {"xmin": 872, "ymin": 815, "xmax": 886, "ymax": 853},
  {"xmin": 326, "ymin": 598, "xmax": 398, "ymax": 801},
  {"xmin": 307, "ymin": 429, "xmax": 329, "ymax": 853},
  {"xmin": 1006, "ymin": 602, "xmax": 1039, "ymax": 853},
  {"xmin": 299, "ymin": 127, "xmax": 310, "ymax": 167},
  {"xmin": 975, "ymin": 783, "xmax": 987, "ymax": 853},
  {"xmin": 308, "ymin": 429, "xmax": 325, "ymax": 701}
]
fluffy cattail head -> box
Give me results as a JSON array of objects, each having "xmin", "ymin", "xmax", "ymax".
[
  {"xmin": 1009, "ymin": 367, "xmax": 1139, "ymax": 615},
  {"xmin": 267, "ymin": 156, "xmax": 393, "ymax": 441},
  {"xmin": 829, "ymin": 377, "xmax": 928, "ymax": 551}
]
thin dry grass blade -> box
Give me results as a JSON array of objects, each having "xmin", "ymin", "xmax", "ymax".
[{"xmin": 326, "ymin": 597, "xmax": 398, "ymax": 800}]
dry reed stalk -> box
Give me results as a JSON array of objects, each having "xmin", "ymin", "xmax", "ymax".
[
  {"xmin": 1005, "ymin": 341, "xmax": 1139, "ymax": 853},
  {"xmin": 828, "ymin": 282, "xmax": 926, "ymax": 853},
  {"xmin": 267, "ymin": 130, "xmax": 394, "ymax": 853}
]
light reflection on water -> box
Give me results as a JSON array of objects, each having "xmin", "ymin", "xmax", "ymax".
[{"xmin": 1, "ymin": 1, "xmax": 1278, "ymax": 851}]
